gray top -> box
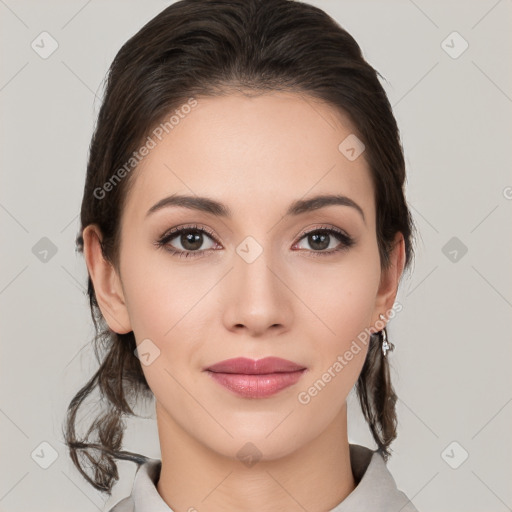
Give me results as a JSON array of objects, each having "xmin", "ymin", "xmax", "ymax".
[{"xmin": 107, "ymin": 444, "xmax": 419, "ymax": 512}]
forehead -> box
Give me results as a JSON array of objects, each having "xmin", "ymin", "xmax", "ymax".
[{"xmin": 122, "ymin": 92, "xmax": 375, "ymax": 226}]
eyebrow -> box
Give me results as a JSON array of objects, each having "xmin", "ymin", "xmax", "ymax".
[{"xmin": 146, "ymin": 193, "xmax": 365, "ymax": 223}]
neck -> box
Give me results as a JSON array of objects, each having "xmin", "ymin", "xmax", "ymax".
[{"xmin": 155, "ymin": 401, "xmax": 356, "ymax": 512}]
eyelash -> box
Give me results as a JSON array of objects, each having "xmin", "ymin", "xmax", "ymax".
[{"xmin": 154, "ymin": 223, "xmax": 355, "ymax": 259}]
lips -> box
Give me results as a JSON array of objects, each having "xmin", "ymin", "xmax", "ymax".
[
  {"xmin": 204, "ymin": 357, "xmax": 307, "ymax": 399},
  {"xmin": 205, "ymin": 357, "xmax": 306, "ymax": 374}
]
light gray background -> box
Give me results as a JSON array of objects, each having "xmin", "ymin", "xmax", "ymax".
[{"xmin": 1, "ymin": 1, "xmax": 511, "ymax": 511}]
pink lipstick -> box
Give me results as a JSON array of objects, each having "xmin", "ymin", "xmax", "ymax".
[{"xmin": 204, "ymin": 357, "xmax": 307, "ymax": 399}]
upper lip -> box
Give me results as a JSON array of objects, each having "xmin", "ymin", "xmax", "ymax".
[{"xmin": 204, "ymin": 357, "xmax": 306, "ymax": 374}]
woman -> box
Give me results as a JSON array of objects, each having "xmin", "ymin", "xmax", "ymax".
[{"xmin": 63, "ymin": 0, "xmax": 418, "ymax": 510}]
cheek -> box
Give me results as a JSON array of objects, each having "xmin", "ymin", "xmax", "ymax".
[
  {"xmin": 119, "ymin": 247, "xmax": 217, "ymax": 390},
  {"xmin": 291, "ymin": 247, "xmax": 381, "ymax": 388},
  {"xmin": 292, "ymin": 247, "xmax": 381, "ymax": 340},
  {"xmin": 121, "ymin": 243, "xmax": 206, "ymax": 338}
]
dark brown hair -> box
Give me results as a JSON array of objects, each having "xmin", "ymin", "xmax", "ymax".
[{"xmin": 63, "ymin": 0, "xmax": 416, "ymax": 494}]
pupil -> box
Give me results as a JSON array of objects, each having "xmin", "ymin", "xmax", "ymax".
[
  {"xmin": 182, "ymin": 231, "xmax": 202, "ymax": 250},
  {"xmin": 310, "ymin": 233, "xmax": 329, "ymax": 250}
]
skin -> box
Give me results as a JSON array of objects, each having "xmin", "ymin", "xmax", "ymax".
[{"xmin": 83, "ymin": 91, "xmax": 405, "ymax": 512}]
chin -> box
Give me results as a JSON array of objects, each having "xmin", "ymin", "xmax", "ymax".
[{"xmin": 200, "ymin": 426, "xmax": 310, "ymax": 465}]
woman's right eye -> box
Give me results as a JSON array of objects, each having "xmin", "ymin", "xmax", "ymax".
[{"xmin": 154, "ymin": 225, "xmax": 220, "ymax": 258}]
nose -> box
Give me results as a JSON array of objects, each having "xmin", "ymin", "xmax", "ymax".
[{"xmin": 221, "ymin": 244, "xmax": 293, "ymax": 337}]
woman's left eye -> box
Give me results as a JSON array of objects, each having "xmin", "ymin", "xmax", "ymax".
[
  {"xmin": 294, "ymin": 227, "xmax": 355, "ymax": 255},
  {"xmin": 154, "ymin": 224, "xmax": 354, "ymax": 258}
]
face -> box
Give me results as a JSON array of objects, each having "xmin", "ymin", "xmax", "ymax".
[{"xmin": 86, "ymin": 91, "xmax": 403, "ymax": 462}]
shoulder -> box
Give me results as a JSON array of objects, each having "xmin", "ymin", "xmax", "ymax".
[
  {"xmin": 330, "ymin": 444, "xmax": 420, "ymax": 512},
  {"xmin": 107, "ymin": 495, "xmax": 134, "ymax": 512}
]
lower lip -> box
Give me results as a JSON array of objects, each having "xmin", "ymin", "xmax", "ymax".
[{"xmin": 206, "ymin": 369, "xmax": 306, "ymax": 398}]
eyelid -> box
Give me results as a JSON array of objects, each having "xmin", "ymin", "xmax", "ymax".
[
  {"xmin": 162, "ymin": 223, "xmax": 219, "ymax": 242},
  {"xmin": 295, "ymin": 223, "xmax": 352, "ymax": 242}
]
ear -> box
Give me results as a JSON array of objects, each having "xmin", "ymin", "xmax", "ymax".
[
  {"xmin": 82, "ymin": 224, "xmax": 132, "ymax": 334},
  {"xmin": 371, "ymin": 232, "xmax": 406, "ymax": 325}
]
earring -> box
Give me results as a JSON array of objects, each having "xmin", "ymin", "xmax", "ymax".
[{"xmin": 379, "ymin": 314, "xmax": 395, "ymax": 357}]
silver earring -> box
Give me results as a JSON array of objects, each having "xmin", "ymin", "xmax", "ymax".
[{"xmin": 379, "ymin": 314, "xmax": 395, "ymax": 357}]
